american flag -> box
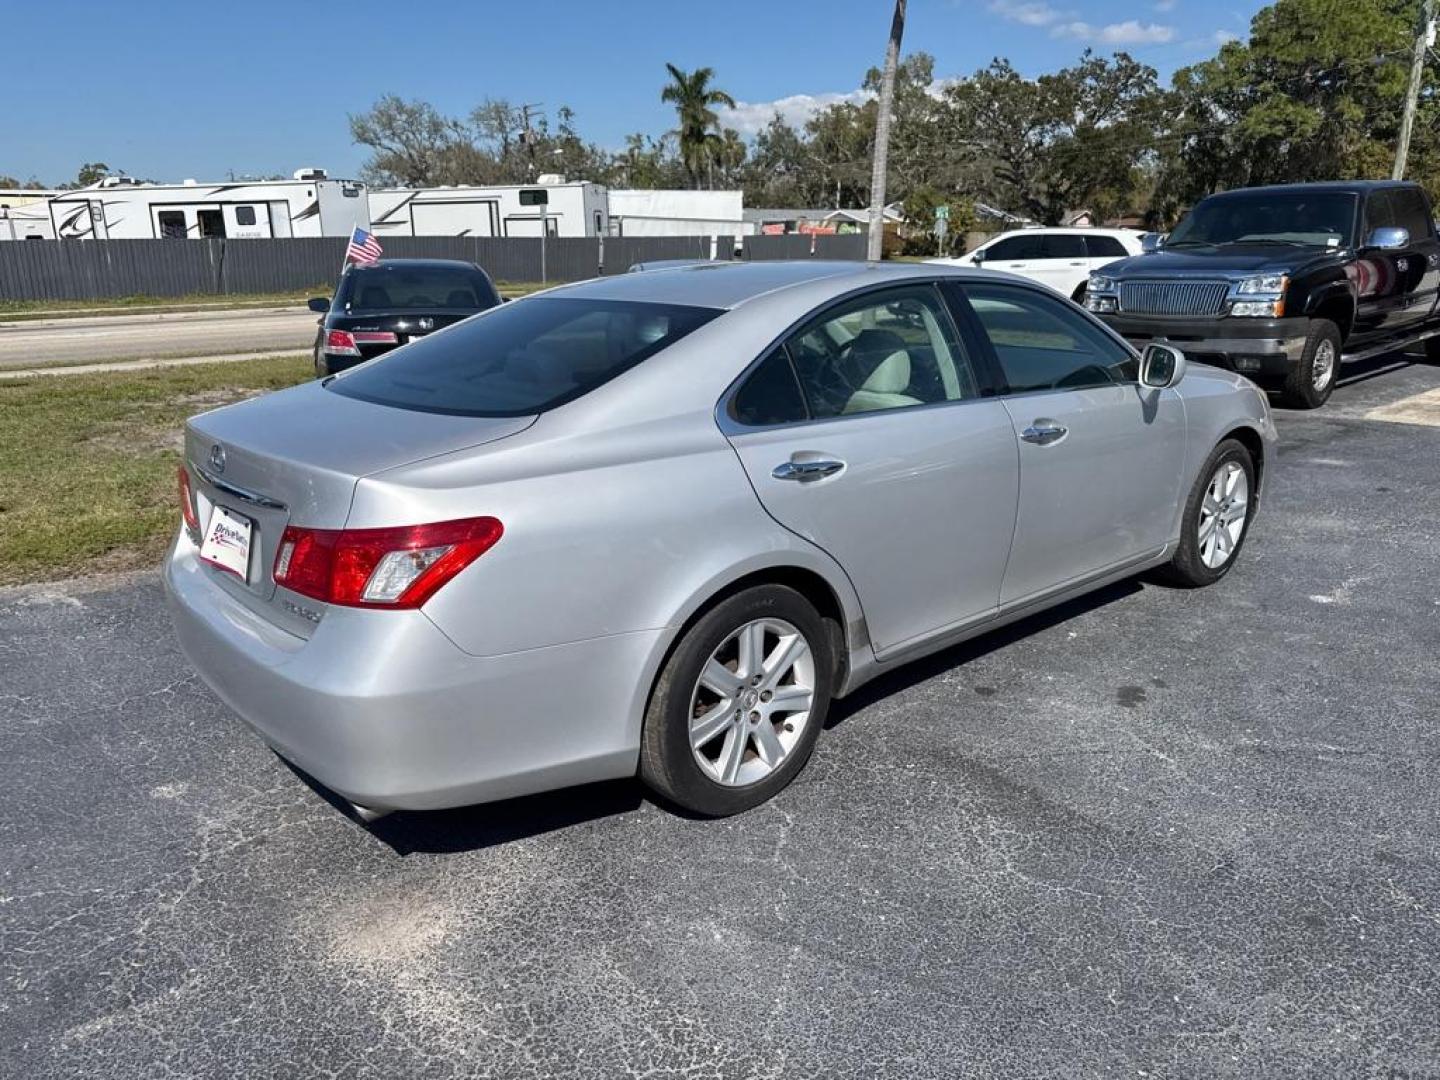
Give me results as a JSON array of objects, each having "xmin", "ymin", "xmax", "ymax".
[{"xmin": 345, "ymin": 226, "xmax": 383, "ymax": 265}]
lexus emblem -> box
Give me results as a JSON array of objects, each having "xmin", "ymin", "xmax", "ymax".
[
  {"xmin": 417, "ymin": 317, "xmax": 434, "ymax": 331},
  {"xmin": 209, "ymin": 444, "xmax": 226, "ymax": 474}
]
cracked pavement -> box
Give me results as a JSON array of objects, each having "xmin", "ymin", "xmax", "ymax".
[{"xmin": 2, "ymin": 356, "xmax": 1439, "ymax": 1078}]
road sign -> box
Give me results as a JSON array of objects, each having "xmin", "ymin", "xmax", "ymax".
[{"xmin": 935, "ymin": 204, "xmax": 950, "ymax": 222}]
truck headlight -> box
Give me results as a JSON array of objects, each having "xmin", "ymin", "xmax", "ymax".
[
  {"xmin": 1236, "ymin": 273, "xmax": 1287, "ymax": 295},
  {"xmin": 1085, "ymin": 295, "xmax": 1118, "ymax": 313},
  {"xmin": 1088, "ymin": 274, "xmax": 1116, "ymax": 293}
]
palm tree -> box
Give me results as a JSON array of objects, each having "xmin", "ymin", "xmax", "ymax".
[
  {"xmin": 867, "ymin": 0, "xmax": 907, "ymax": 260},
  {"xmin": 660, "ymin": 64, "xmax": 737, "ymax": 189}
]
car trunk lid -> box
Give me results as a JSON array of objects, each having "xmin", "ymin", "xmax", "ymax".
[{"xmin": 184, "ymin": 379, "xmax": 533, "ymax": 632}]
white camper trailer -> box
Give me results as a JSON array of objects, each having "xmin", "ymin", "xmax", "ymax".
[
  {"xmin": 0, "ymin": 190, "xmax": 58, "ymax": 240},
  {"xmin": 46, "ymin": 171, "xmax": 369, "ymax": 240},
  {"xmin": 606, "ymin": 190, "xmax": 746, "ymax": 238},
  {"xmin": 368, "ymin": 179, "xmax": 607, "ymax": 238}
]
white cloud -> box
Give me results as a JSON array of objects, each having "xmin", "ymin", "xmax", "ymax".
[
  {"xmin": 1213, "ymin": 28, "xmax": 1239, "ymax": 44},
  {"xmin": 1052, "ymin": 19, "xmax": 1177, "ymax": 44},
  {"xmin": 1154, "ymin": 0, "xmax": 1177, "ymax": 11},
  {"xmin": 987, "ymin": 0, "xmax": 1062, "ymax": 26},
  {"xmin": 717, "ymin": 90, "xmax": 871, "ymax": 136}
]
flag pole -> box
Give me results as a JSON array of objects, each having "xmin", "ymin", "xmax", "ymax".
[{"xmin": 339, "ymin": 226, "xmax": 354, "ymax": 278}]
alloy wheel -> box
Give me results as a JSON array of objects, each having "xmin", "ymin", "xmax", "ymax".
[
  {"xmin": 688, "ymin": 618, "xmax": 816, "ymax": 787},
  {"xmin": 1312, "ymin": 338, "xmax": 1336, "ymax": 391},
  {"xmin": 1197, "ymin": 461, "xmax": 1249, "ymax": 569}
]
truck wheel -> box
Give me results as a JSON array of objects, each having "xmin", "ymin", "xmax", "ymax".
[{"xmin": 1277, "ymin": 319, "xmax": 1340, "ymax": 409}]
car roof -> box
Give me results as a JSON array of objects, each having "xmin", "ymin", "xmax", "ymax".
[
  {"xmin": 542, "ymin": 260, "xmax": 967, "ymax": 310},
  {"xmin": 987, "ymin": 226, "xmax": 1140, "ymax": 239}
]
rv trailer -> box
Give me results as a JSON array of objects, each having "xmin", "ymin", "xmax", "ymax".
[
  {"xmin": 368, "ymin": 179, "xmax": 607, "ymax": 238},
  {"xmin": 0, "ymin": 189, "xmax": 58, "ymax": 240},
  {"xmin": 46, "ymin": 170, "xmax": 369, "ymax": 240}
]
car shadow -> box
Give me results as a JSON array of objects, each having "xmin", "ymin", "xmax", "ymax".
[
  {"xmin": 281, "ymin": 757, "xmax": 646, "ymax": 856},
  {"xmin": 825, "ymin": 577, "xmax": 1144, "ymax": 730},
  {"xmin": 1335, "ymin": 348, "xmax": 1420, "ymax": 390}
]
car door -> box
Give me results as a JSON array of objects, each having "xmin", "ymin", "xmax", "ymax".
[
  {"xmin": 1355, "ymin": 189, "xmax": 1411, "ymax": 339},
  {"xmin": 977, "ymin": 233, "xmax": 1044, "ymax": 283},
  {"xmin": 1384, "ymin": 187, "xmax": 1440, "ymax": 332},
  {"xmin": 722, "ymin": 283, "xmax": 1019, "ymax": 656},
  {"xmin": 946, "ymin": 280, "xmax": 1188, "ymax": 607}
]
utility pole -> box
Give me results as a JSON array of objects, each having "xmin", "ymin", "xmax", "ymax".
[
  {"xmin": 521, "ymin": 103, "xmax": 544, "ymax": 179},
  {"xmin": 1393, "ymin": 0, "xmax": 1435, "ymax": 180},
  {"xmin": 867, "ymin": 0, "xmax": 906, "ymax": 262}
]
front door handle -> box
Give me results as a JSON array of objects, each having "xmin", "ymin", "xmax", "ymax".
[
  {"xmin": 1020, "ymin": 423, "xmax": 1068, "ymax": 446},
  {"xmin": 772, "ymin": 459, "xmax": 845, "ymax": 482}
]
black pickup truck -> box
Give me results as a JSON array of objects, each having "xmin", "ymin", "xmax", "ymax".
[{"xmin": 1085, "ymin": 180, "xmax": 1440, "ymax": 407}]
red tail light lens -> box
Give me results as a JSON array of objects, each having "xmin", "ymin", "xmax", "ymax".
[
  {"xmin": 323, "ymin": 329, "xmax": 361, "ymax": 356},
  {"xmin": 273, "ymin": 516, "xmax": 503, "ymax": 609},
  {"xmin": 177, "ymin": 465, "xmax": 199, "ymax": 532}
]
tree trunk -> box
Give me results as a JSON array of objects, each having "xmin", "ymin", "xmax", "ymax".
[{"xmin": 867, "ymin": 0, "xmax": 906, "ymax": 262}]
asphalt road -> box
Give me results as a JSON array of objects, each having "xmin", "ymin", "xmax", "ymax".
[
  {"xmin": 0, "ymin": 307, "xmax": 317, "ymax": 369},
  {"xmin": 3, "ymin": 357, "xmax": 1439, "ymax": 1078}
]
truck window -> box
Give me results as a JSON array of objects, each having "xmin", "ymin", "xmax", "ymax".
[
  {"xmin": 1389, "ymin": 189, "xmax": 1433, "ymax": 241},
  {"xmin": 1168, "ymin": 192, "xmax": 1357, "ymax": 249},
  {"xmin": 235, "ymin": 205, "xmax": 257, "ymax": 226}
]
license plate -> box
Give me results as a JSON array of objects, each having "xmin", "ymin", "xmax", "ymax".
[{"xmin": 199, "ymin": 505, "xmax": 253, "ymax": 581}]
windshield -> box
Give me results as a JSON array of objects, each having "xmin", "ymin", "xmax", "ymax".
[
  {"xmin": 340, "ymin": 265, "xmax": 500, "ymax": 312},
  {"xmin": 327, "ymin": 297, "xmax": 721, "ymax": 417},
  {"xmin": 1167, "ymin": 191, "xmax": 1358, "ymax": 249}
]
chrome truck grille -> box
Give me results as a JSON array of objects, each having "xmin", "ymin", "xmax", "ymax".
[{"xmin": 1119, "ymin": 280, "xmax": 1229, "ymax": 316}]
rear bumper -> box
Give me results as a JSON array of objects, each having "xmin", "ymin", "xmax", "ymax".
[
  {"xmin": 1100, "ymin": 313, "xmax": 1309, "ymax": 378},
  {"xmin": 163, "ymin": 532, "xmax": 656, "ymax": 811}
]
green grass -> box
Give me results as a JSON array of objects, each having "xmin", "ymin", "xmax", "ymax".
[
  {"xmin": 0, "ymin": 282, "xmax": 552, "ymax": 321},
  {"xmin": 0, "ymin": 355, "xmax": 313, "ymax": 586}
]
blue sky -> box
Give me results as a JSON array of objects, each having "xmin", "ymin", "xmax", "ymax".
[{"xmin": 7, "ymin": 0, "xmax": 1264, "ymax": 187}]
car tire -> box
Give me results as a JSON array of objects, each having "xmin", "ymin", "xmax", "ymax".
[
  {"xmin": 1160, "ymin": 438, "xmax": 1257, "ymax": 588},
  {"xmin": 640, "ymin": 584, "xmax": 835, "ymax": 816},
  {"xmin": 313, "ymin": 332, "xmax": 326, "ymax": 378},
  {"xmin": 1071, "ymin": 283, "xmax": 1087, "ymax": 305},
  {"xmin": 1424, "ymin": 335, "xmax": 1440, "ymax": 364},
  {"xmin": 1277, "ymin": 319, "xmax": 1340, "ymax": 409}
]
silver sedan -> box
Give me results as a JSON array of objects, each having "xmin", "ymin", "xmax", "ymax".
[{"xmin": 165, "ymin": 261, "xmax": 1276, "ymax": 818}]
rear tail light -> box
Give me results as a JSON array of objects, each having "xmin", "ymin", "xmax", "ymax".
[
  {"xmin": 177, "ymin": 465, "xmax": 199, "ymax": 533},
  {"xmin": 323, "ymin": 329, "xmax": 361, "ymax": 356},
  {"xmin": 273, "ymin": 516, "xmax": 503, "ymax": 609},
  {"xmin": 352, "ymin": 331, "xmax": 399, "ymax": 345}
]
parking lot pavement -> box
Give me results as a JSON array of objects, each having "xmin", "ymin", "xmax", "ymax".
[
  {"xmin": 3, "ymin": 358, "xmax": 1439, "ymax": 1079},
  {"xmin": 0, "ymin": 307, "xmax": 316, "ymax": 369}
]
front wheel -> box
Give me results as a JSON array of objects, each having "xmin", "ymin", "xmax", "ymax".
[
  {"xmin": 1161, "ymin": 439, "xmax": 1256, "ymax": 588},
  {"xmin": 640, "ymin": 585, "xmax": 834, "ymax": 816},
  {"xmin": 1277, "ymin": 319, "xmax": 1340, "ymax": 409}
]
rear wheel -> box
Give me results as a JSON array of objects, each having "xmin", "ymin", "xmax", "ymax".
[
  {"xmin": 640, "ymin": 585, "xmax": 834, "ymax": 816},
  {"xmin": 1277, "ymin": 319, "xmax": 1340, "ymax": 409},
  {"xmin": 1162, "ymin": 439, "xmax": 1256, "ymax": 587}
]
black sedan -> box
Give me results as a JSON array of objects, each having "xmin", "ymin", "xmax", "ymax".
[{"xmin": 308, "ymin": 259, "xmax": 502, "ymax": 375}]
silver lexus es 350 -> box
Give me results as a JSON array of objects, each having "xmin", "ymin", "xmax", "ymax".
[{"xmin": 165, "ymin": 261, "xmax": 1277, "ymax": 818}]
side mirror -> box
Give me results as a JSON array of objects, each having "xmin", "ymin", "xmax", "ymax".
[
  {"xmin": 1365, "ymin": 226, "xmax": 1409, "ymax": 250},
  {"xmin": 970, "ymin": 249, "xmax": 985, "ymax": 264},
  {"xmin": 307, "ymin": 297, "xmax": 330, "ymax": 313},
  {"xmin": 1141, "ymin": 232, "xmax": 1166, "ymax": 253},
  {"xmin": 1139, "ymin": 343, "xmax": 1187, "ymax": 389}
]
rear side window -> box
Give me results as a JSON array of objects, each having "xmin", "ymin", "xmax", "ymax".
[
  {"xmin": 235, "ymin": 205, "xmax": 257, "ymax": 226},
  {"xmin": 733, "ymin": 347, "xmax": 807, "ymax": 426},
  {"xmin": 961, "ymin": 283, "xmax": 1137, "ymax": 392},
  {"xmin": 328, "ymin": 297, "xmax": 719, "ymax": 417},
  {"xmin": 342, "ymin": 266, "xmax": 501, "ymax": 311},
  {"xmin": 1039, "ymin": 234, "xmax": 1086, "ymax": 259},
  {"xmin": 1085, "ymin": 235, "xmax": 1128, "ymax": 258}
]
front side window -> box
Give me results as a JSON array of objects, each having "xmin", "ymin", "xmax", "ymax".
[
  {"xmin": 328, "ymin": 297, "xmax": 719, "ymax": 417},
  {"xmin": 782, "ymin": 285, "xmax": 980, "ymax": 419},
  {"xmin": 986, "ymin": 234, "xmax": 1043, "ymax": 261},
  {"xmin": 963, "ymin": 283, "xmax": 1136, "ymax": 392},
  {"xmin": 1388, "ymin": 188, "xmax": 1433, "ymax": 241}
]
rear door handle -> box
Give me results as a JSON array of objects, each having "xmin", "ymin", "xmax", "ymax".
[
  {"xmin": 1020, "ymin": 423, "xmax": 1067, "ymax": 446},
  {"xmin": 772, "ymin": 459, "xmax": 845, "ymax": 481}
]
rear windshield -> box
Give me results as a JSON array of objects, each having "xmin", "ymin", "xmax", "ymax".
[
  {"xmin": 1167, "ymin": 191, "xmax": 1359, "ymax": 249},
  {"xmin": 326, "ymin": 297, "xmax": 721, "ymax": 417},
  {"xmin": 340, "ymin": 265, "xmax": 500, "ymax": 312}
]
